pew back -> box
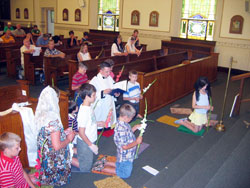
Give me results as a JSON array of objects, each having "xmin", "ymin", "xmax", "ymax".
[
  {"xmin": 137, "ymin": 53, "xmax": 219, "ymax": 115},
  {"xmin": 156, "ymin": 51, "xmax": 188, "ymax": 70}
]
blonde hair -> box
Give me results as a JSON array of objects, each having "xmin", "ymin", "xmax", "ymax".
[
  {"xmin": 119, "ymin": 104, "xmax": 136, "ymax": 118},
  {"xmin": 0, "ymin": 132, "xmax": 21, "ymax": 151},
  {"xmin": 80, "ymin": 44, "xmax": 88, "ymax": 53}
]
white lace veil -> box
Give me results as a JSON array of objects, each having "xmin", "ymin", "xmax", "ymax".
[
  {"xmin": 125, "ymin": 37, "xmax": 136, "ymax": 52},
  {"xmin": 34, "ymin": 86, "xmax": 62, "ymax": 136}
]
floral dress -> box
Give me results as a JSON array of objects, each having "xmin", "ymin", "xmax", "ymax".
[{"xmin": 37, "ymin": 119, "xmax": 71, "ymax": 186}]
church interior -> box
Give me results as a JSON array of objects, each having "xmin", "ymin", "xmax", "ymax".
[{"xmin": 0, "ymin": 0, "xmax": 250, "ymax": 187}]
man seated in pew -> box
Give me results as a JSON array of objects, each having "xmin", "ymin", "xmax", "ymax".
[
  {"xmin": 13, "ymin": 24, "xmax": 26, "ymax": 38},
  {"xmin": 52, "ymin": 35, "xmax": 63, "ymax": 46},
  {"xmin": 128, "ymin": 29, "xmax": 140, "ymax": 48},
  {"xmin": 80, "ymin": 32, "xmax": 92, "ymax": 46},
  {"xmin": 25, "ymin": 33, "xmax": 35, "ymax": 45},
  {"xmin": 67, "ymin": 30, "xmax": 79, "ymax": 48},
  {"xmin": 125, "ymin": 36, "xmax": 141, "ymax": 56},
  {"xmin": 44, "ymin": 39, "xmax": 65, "ymax": 58},
  {"xmin": 72, "ymin": 62, "xmax": 89, "ymax": 106},
  {"xmin": 111, "ymin": 35, "xmax": 128, "ymax": 57},
  {"xmin": 39, "ymin": 40, "xmax": 65, "ymax": 83},
  {"xmin": 0, "ymin": 30, "xmax": 15, "ymax": 43},
  {"xmin": 90, "ymin": 61, "xmax": 119, "ymax": 130},
  {"xmin": 36, "ymin": 33, "xmax": 49, "ymax": 47},
  {"xmin": 0, "ymin": 132, "xmax": 36, "ymax": 188},
  {"xmin": 123, "ymin": 70, "xmax": 143, "ymax": 121},
  {"xmin": 31, "ymin": 25, "xmax": 41, "ymax": 36},
  {"xmin": 77, "ymin": 44, "xmax": 92, "ymax": 62},
  {"xmin": 20, "ymin": 38, "xmax": 36, "ymax": 79},
  {"xmin": 3, "ymin": 22, "xmax": 14, "ymax": 33}
]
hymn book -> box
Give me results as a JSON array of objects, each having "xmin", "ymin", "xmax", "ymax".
[{"xmin": 109, "ymin": 80, "xmax": 127, "ymax": 96}]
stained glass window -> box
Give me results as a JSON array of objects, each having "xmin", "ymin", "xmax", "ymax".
[
  {"xmin": 180, "ymin": 0, "xmax": 217, "ymax": 41},
  {"xmin": 98, "ymin": 0, "xmax": 120, "ymax": 31}
]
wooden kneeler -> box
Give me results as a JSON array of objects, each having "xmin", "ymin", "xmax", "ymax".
[{"xmin": 231, "ymin": 72, "xmax": 250, "ymax": 116}]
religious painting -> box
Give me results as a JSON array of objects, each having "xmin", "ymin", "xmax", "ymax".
[
  {"xmin": 63, "ymin": 8, "xmax": 69, "ymax": 21},
  {"xmin": 24, "ymin": 8, "xmax": 29, "ymax": 19},
  {"xmin": 149, "ymin": 11, "xmax": 159, "ymax": 27},
  {"xmin": 131, "ymin": 10, "xmax": 140, "ymax": 25},
  {"xmin": 16, "ymin": 8, "xmax": 20, "ymax": 19},
  {"xmin": 75, "ymin": 9, "xmax": 81, "ymax": 22},
  {"xmin": 229, "ymin": 15, "xmax": 244, "ymax": 34}
]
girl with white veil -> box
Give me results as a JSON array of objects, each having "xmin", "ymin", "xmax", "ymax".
[
  {"xmin": 34, "ymin": 86, "xmax": 75, "ymax": 186},
  {"xmin": 125, "ymin": 36, "xmax": 141, "ymax": 56}
]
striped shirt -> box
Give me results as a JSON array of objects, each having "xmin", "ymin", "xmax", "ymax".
[
  {"xmin": 72, "ymin": 72, "xmax": 88, "ymax": 89},
  {"xmin": 123, "ymin": 81, "xmax": 141, "ymax": 103},
  {"xmin": 0, "ymin": 152, "xmax": 29, "ymax": 188},
  {"xmin": 68, "ymin": 113, "xmax": 78, "ymax": 132}
]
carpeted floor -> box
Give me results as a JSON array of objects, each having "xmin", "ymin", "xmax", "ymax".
[{"xmin": 1, "ymin": 70, "xmax": 249, "ymax": 188}]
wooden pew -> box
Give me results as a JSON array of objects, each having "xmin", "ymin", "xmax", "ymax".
[
  {"xmin": 43, "ymin": 56, "xmax": 69, "ymax": 86},
  {"xmin": 156, "ymin": 51, "xmax": 188, "ymax": 70},
  {"xmin": 22, "ymin": 45, "xmax": 112, "ymax": 85},
  {"xmin": 162, "ymin": 40, "xmax": 214, "ymax": 58},
  {"xmin": 23, "ymin": 52, "xmax": 44, "ymax": 85},
  {"xmin": 0, "ymin": 43, "xmax": 21, "ymax": 65},
  {"xmin": 136, "ymin": 53, "xmax": 219, "ymax": 115},
  {"xmin": 0, "ymin": 81, "xmax": 69, "ymax": 168},
  {"xmin": 230, "ymin": 72, "xmax": 250, "ymax": 116},
  {"xmin": 67, "ymin": 49, "xmax": 182, "ymax": 97},
  {"xmin": 5, "ymin": 48, "xmax": 21, "ymax": 78}
]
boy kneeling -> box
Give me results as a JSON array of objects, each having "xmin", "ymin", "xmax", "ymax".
[
  {"xmin": 100, "ymin": 104, "xmax": 142, "ymax": 178},
  {"xmin": 0, "ymin": 132, "xmax": 36, "ymax": 188}
]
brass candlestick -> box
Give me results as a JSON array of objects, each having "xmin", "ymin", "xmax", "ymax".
[{"xmin": 215, "ymin": 57, "xmax": 234, "ymax": 132}]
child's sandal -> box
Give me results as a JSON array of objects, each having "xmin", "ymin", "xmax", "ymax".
[{"xmin": 92, "ymin": 162, "xmax": 105, "ymax": 171}]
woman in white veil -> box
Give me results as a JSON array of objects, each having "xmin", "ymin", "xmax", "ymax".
[
  {"xmin": 125, "ymin": 36, "xmax": 141, "ymax": 56},
  {"xmin": 34, "ymin": 86, "xmax": 75, "ymax": 186}
]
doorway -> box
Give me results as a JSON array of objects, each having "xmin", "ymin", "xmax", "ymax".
[{"xmin": 47, "ymin": 10, "xmax": 54, "ymax": 36}]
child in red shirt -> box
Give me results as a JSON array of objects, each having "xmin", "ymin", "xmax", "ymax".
[
  {"xmin": 72, "ymin": 62, "xmax": 89, "ymax": 106},
  {"xmin": 0, "ymin": 132, "xmax": 36, "ymax": 188}
]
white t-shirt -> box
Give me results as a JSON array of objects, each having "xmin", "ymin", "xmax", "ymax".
[
  {"xmin": 77, "ymin": 105, "xmax": 97, "ymax": 143},
  {"xmin": 78, "ymin": 52, "xmax": 91, "ymax": 61},
  {"xmin": 20, "ymin": 45, "xmax": 35, "ymax": 67},
  {"xmin": 111, "ymin": 43, "xmax": 121, "ymax": 56},
  {"xmin": 125, "ymin": 43, "xmax": 136, "ymax": 53}
]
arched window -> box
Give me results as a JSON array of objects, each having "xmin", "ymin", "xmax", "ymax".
[
  {"xmin": 149, "ymin": 11, "xmax": 159, "ymax": 27},
  {"xmin": 131, "ymin": 10, "xmax": 140, "ymax": 25},
  {"xmin": 16, "ymin": 8, "xmax": 20, "ymax": 19},
  {"xmin": 75, "ymin": 9, "xmax": 81, "ymax": 21},
  {"xmin": 98, "ymin": 0, "xmax": 120, "ymax": 31},
  {"xmin": 24, "ymin": 8, "xmax": 29, "ymax": 19},
  {"xmin": 63, "ymin": 8, "xmax": 69, "ymax": 21},
  {"xmin": 180, "ymin": 0, "xmax": 217, "ymax": 41}
]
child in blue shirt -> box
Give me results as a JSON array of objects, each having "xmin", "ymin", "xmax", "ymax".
[{"xmin": 123, "ymin": 70, "xmax": 143, "ymax": 120}]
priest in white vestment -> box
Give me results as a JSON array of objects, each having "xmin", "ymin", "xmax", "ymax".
[{"xmin": 90, "ymin": 61, "xmax": 119, "ymax": 129}]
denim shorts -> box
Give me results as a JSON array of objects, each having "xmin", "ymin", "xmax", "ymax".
[
  {"xmin": 77, "ymin": 137, "xmax": 93, "ymax": 172},
  {"xmin": 116, "ymin": 161, "xmax": 133, "ymax": 178}
]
